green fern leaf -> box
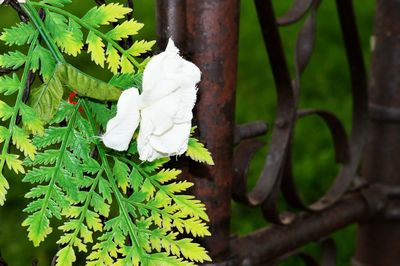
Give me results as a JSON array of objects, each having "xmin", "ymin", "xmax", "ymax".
[
  {"xmin": 0, "ymin": 22, "xmax": 36, "ymax": 46},
  {"xmin": 0, "ymin": 100, "xmax": 14, "ymax": 121},
  {"xmin": 174, "ymin": 195, "xmax": 209, "ymax": 221},
  {"xmin": 23, "ymin": 105, "xmax": 81, "ymax": 246},
  {"xmin": 20, "ymin": 103, "xmax": 45, "ymax": 136},
  {"xmin": 109, "ymin": 72, "xmax": 143, "ymax": 90},
  {"xmin": 12, "ymin": 126, "xmax": 36, "ymax": 160},
  {"xmin": 4, "ymin": 154, "xmax": 25, "ymax": 174},
  {"xmin": 0, "ymin": 50, "xmax": 26, "ymax": 69},
  {"xmin": 113, "ymin": 158, "xmax": 130, "ymax": 194},
  {"xmin": 106, "ymin": 20, "xmax": 143, "ymax": 41},
  {"xmin": 186, "ymin": 138, "xmax": 214, "ymax": 165},
  {"xmin": 0, "ymin": 173, "xmax": 9, "ymax": 206},
  {"xmin": 87, "ymin": 32, "xmax": 105, "ymax": 67},
  {"xmin": 31, "ymin": 44, "xmax": 56, "ymax": 80},
  {"xmin": 55, "ymin": 246, "xmax": 76, "ymax": 266},
  {"xmin": 45, "ymin": 12, "xmax": 82, "ymax": 56},
  {"xmin": 22, "ymin": 211, "xmax": 53, "ymax": 246},
  {"xmin": 176, "ymin": 238, "xmax": 211, "ymax": 263},
  {"xmin": 153, "ymin": 169, "xmax": 182, "ymax": 184},
  {"xmin": 82, "ymin": 3, "xmax": 132, "ymax": 28},
  {"xmin": 0, "ymin": 74, "xmax": 20, "ymax": 96},
  {"xmin": 32, "ymin": 127, "xmax": 67, "ymax": 148},
  {"xmin": 128, "ymin": 40, "xmax": 156, "ymax": 57},
  {"xmin": 106, "ymin": 45, "xmax": 120, "ymax": 74},
  {"xmin": 0, "ymin": 127, "xmax": 8, "ymax": 144}
]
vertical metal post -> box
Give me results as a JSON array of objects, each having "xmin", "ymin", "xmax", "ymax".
[
  {"xmin": 185, "ymin": 1, "xmax": 240, "ymax": 261},
  {"xmin": 156, "ymin": 0, "xmax": 240, "ymax": 261},
  {"xmin": 355, "ymin": 1, "xmax": 400, "ymax": 265},
  {"xmin": 155, "ymin": 0, "xmax": 186, "ymax": 51}
]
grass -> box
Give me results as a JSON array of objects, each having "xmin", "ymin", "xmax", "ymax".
[{"xmin": 0, "ymin": 1, "xmax": 374, "ymax": 265}]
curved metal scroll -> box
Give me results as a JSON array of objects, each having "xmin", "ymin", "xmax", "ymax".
[{"xmin": 233, "ymin": 0, "xmax": 368, "ymax": 224}]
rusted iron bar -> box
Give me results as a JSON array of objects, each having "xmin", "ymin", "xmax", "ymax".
[
  {"xmin": 231, "ymin": 193, "xmax": 376, "ymax": 265},
  {"xmin": 155, "ymin": 0, "xmax": 186, "ymax": 52},
  {"xmin": 184, "ymin": 0, "xmax": 240, "ymax": 260},
  {"xmin": 156, "ymin": 0, "xmax": 240, "ymax": 261},
  {"xmin": 234, "ymin": 121, "xmax": 268, "ymax": 145},
  {"xmin": 354, "ymin": 0, "xmax": 400, "ymax": 265}
]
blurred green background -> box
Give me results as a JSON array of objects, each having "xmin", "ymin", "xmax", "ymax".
[{"xmin": 0, "ymin": 0, "xmax": 375, "ymax": 265}]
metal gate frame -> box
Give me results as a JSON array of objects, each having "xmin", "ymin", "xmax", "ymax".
[
  {"xmin": 156, "ymin": 0, "xmax": 400, "ymax": 265},
  {"xmin": 1, "ymin": 0, "xmax": 400, "ymax": 265}
]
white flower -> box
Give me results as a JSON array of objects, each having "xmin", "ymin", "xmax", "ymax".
[
  {"xmin": 102, "ymin": 39, "xmax": 201, "ymax": 162},
  {"xmin": 101, "ymin": 88, "xmax": 140, "ymax": 151}
]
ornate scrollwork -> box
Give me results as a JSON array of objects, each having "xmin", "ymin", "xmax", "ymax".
[{"xmin": 233, "ymin": 0, "xmax": 368, "ymax": 238}]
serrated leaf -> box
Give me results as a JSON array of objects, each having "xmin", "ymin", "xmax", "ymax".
[
  {"xmin": 22, "ymin": 212, "xmax": 53, "ymax": 247},
  {"xmin": 0, "ymin": 22, "xmax": 36, "ymax": 46},
  {"xmin": 87, "ymin": 101, "xmax": 114, "ymax": 128},
  {"xmin": 4, "ymin": 154, "xmax": 25, "ymax": 174},
  {"xmin": 20, "ymin": 103, "xmax": 45, "ymax": 135},
  {"xmin": 109, "ymin": 72, "xmax": 142, "ymax": 90},
  {"xmin": 114, "ymin": 158, "xmax": 130, "ymax": 194},
  {"xmin": 0, "ymin": 73, "xmax": 20, "ymax": 96},
  {"xmin": 120, "ymin": 55, "xmax": 133, "ymax": 74},
  {"xmin": 55, "ymin": 246, "xmax": 76, "ymax": 266},
  {"xmin": 0, "ymin": 100, "xmax": 13, "ymax": 121},
  {"xmin": 82, "ymin": 3, "xmax": 132, "ymax": 28},
  {"xmin": 176, "ymin": 238, "xmax": 211, "ymax": 263},
  {"xmin": 186, "ymin": 138, "xmax": 214, "ymax": 165},
  {"xmin": 0, "ymin": 173, "xmax": 9, "ymax": 206},
  {"xmin": 128, "ymin": 40, "xmax": 156, "ymax": 57},
  {"xmin": 12, "ymin": 126, "xmax": 36, "ymax": 160},
  {"xmin": 106, "ymin": 45, "xmax": 120, "ymax": 74},
  {"xmin": 32, "ymin": 127, "xmax": 67, "ymax": 148},
  {"xmin": 174, "ymin": 195, "xmax": 209, "ymax": 221},
  {"xmin": 0, "ymin": 126, "xmax": 8, "ymax": 144},
  {"xmin": 31, "ymin": 44, "xmax": 56, "ymax": 81},
  {"xmin": 87, "ymin": 32, "xmax": 105, "ymax": 67},
  {"xmin": 45, "ymin": 11, "xmax": 81, "ymax": 56},
  {"xmin": 106, "ymin": 20, "xmax": 143, "ymax": 41},
  {"xmin": 0, "ymin": 50, "xmax": 26, "ymax": 69},
  {"xmin": 67, "ymin": 19, "xmax": 84, "ymax": 56},
  {"xmin": 153, "ymin": 169, "xmax": 181, "ymax": 184}
]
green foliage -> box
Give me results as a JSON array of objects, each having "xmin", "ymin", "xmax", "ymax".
[
  {"xmin": 0, "ymin": 22, "xmax": 36, "ymax": 46},
  {"xmin": 0, "ymin": 50, "xmax": 26, "ymax": 69},
  {"xmin": 0, "ymin": 35, "xmax": 44, "ymax": 206},
  {"xmin": 33, "ymin": 1, "xmax": 155, "ymax": 73},
  {"xmin": 0, "ymin": 1, "xmax": 213, "ymax": 265},
  {"xmin": 186, "ymin": 138, "xmax": 214, "ymax": 165},
  {"xmin": 29, "ymin": 63, "xmax": 122, "ymax": 124}
]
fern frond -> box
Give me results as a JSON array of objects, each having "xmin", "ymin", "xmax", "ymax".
[
  {"xmin": 0, "ymin": 22, "xmax": 36, "ymax": 46},
  {"xmin": 186, "ymin": 138, "xmax": 214, "ymax": 165},
  {"xmin": 0, "ymin": 36, "xmax": 42, "ymax": 206},
  {"xmin": 0, "ymin": 50, "xmax": 27, "ymax": 69},
  {"xmin": 106, "ymin": 20, "xmax": 143, "ymax": 41},
  {"xmin": 0, "ymin": 74, "xmax": 20, "ymax": 95},
  {"xmin": 22, "ymin": 103, "xmax": 81, "ymax": 246},
  {"xmin": 82, "ymin": 3, "xmax": 131, "ymax": 28}
]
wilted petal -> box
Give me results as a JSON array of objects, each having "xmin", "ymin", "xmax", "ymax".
[
  {"xmin": 137, "ymin": 38, "xmax": 201, "ymax": 162},
  {"xmin": 102, "ymin": 88, "xmax": 140, "ymax": 151}
]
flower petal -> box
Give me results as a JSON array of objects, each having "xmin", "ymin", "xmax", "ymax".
[
  {"xmin": 102, "ymin": 88, "xmax": 140, "ymax": 151},
  {"xmin": 137, "ymin": 38, "xmax": 201, "ymax": 162}
]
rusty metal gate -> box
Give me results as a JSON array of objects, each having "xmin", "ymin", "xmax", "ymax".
[
  {"xmin": 1, "ymin": 0, "xmax": 400, "ymax": 265},
  {"xmin": 156, "ymin": 0, "xmax": 400, "ymax": 265}
]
